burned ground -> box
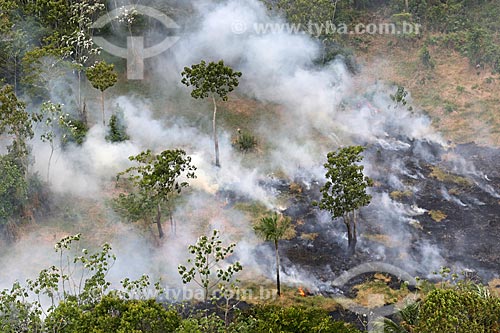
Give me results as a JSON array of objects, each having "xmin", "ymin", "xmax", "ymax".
[{"xmin": 261, "ymin": 138, "xmax": 500, "ymax": 287}]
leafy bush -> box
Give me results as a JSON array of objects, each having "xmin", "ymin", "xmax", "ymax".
[
  {"xmin": 176, "ymin": 313, "xmax": 225, "ymax": 333},
  {"xmin": 0, "ymin": 282, "xmax": 43, "ymax": 333},
  {"xmin": 416, "ymin": 287, "xmax": 500, "ymax": 333},
  {"xmin": 106, "ymin": 109, "xmax": 129, "ymax": 143},
  {"xmin": 232, "ymin": 130, "xmax": 257, "ymax": 152},
  {"xmin": 242, "ymin": 305, "xmax": 361, "ymax": 333},
  {"xmin": 390, "ymin": 85, "xmax": 409, "ymax": 106},
  {"xmin": 320, "ymin": 41, "xmax": 358, "ymax": 73},
  {"xmin": 60, "ymin": 117, "xmax": 88, "ymax": 147},
  {"xmin": 419, "ymin": 45, "xmax": 435, "ymax": 69},
  {"xmin": 45, "ymin": 296, "xmax": 181, "ymax": 333},
  {"xmin": 0, "ymin": 155, "xmax": 27, "ymax": 225}
]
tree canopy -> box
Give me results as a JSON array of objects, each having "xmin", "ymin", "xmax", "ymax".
[
  {"xmin": 181, "ymin": 60, "xmax": 242, "ymax": 102},
  {"xmin": 181, "ymin": 60, "xmax": 242, "ymax": 168},
  {"xmin": 315, "ymin": 146, "xmax": 373, "ymax": 253},
  {"xmin": 116, "ymin": 149, "xmax": 196, "ymax": 238}
]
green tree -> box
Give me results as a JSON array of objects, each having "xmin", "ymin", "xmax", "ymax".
[
  {"xmin": 416, "ymin": 284, "xmax": 500, "ymax": 333},
  {"xmin": 21, "ymin": 0, "xmax": 72, "ymax": 31},
  {"xmin": 276, "ymin": 0, "xmax": 340, "ymax": 38},
  {"xmin": 86, "ymin": 61, "xmax": 118, "ymax": 126},
  {"xmin": 106, "ymin": 109, "xmax": 129, "ymax": 143},
  {"xmin": 59, "ymin": 116, "xmax": 89, "ymax": 147},
  {"xmin": 0, "ymin": 155, "xmax": 27, "ymax": 227},
  {"xmin": 25, "ymin": 234, "xmax": 117, "ymax": 308},
  {"xmin": 390, "ymin": 85, "xmax": 409, "ymax": 107},
  {"xmin": 63, "ymin": 0, "xmax": 105, "ymax": 113},
  {"xmin": 117, "ymin": 149, "xmax": 196, "ymax": 239},
  {"xmin": 0, "ymin": 281, "xmax": 42, "ymax": 333},
  {"xmin": 0, "ymin": 84, "xmax": 35, "ymax": 170},
  {"xmin": 253, "ymin": 212, "xmax": 295, "ymax": 297},
  {"xmin": 0, "ymin": 29, "xmax": 30, "ymax": 94},
  {"xmin": 181, "ymin": 60, "xmax": 242, "ymax": 167},
  {"xmin": 419, "ymin": 45, "xmax": 435, "ymax": 69},
  {"xmin": 315, "ymin": 146, "xmax": 373, "ymax": 254},
  {"xmin": 39, "ymin": 101, "xmax": 65, "ymax": 183},
  {"xmin": 178, "ymin": 229, "xmax": 243, "ymax": 302}
]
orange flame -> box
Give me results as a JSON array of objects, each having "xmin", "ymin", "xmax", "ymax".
[{"xmin": 298, "ymin": 287, "xmax": 306, "ymax": 297}]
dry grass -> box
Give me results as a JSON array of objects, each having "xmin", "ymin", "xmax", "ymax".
[
  {"xmin": 429, "ymin": 166, "xmax": 472, "ymax": 187},
  {"xmin": 428, "ymin": 209, "xmax": 447, "ymax": 222},
  {"xmin": 353, "ymin": 32, "xmax": 500, "ymax": 147},
  {"xmin": 289, "ymin": 182, "xmax": 303, "ymax": 194},
  {"xmin": 239, "ymin": 281, "xmax": 340, "ymax": 311},
  {"xmin": 390, "ymin": 190, "xmax": 413, "ymax": 201},
  {"xmin": 363, "ymin": 233, "xmax": 399, "ymax": 248},
  {"xmin": 300, "ymin": 232, "xmax": 319, "ymax": 241},
  {"xmin": 352, "ymin": 278, "xmax": 412, "ymax": 308},
  {"xmin": 488, "ymin": 278, "xmax": 500, "ymax": 296}
]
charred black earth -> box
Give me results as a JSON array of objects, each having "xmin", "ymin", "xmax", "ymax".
[{"xmin": 276, "ymin": 138, "xmax": 500, "ymax": 285}]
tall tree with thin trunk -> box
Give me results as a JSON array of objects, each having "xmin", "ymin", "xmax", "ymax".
[
  {"xmin": 116, "ymin": 149, "xmax": 196, "ymax": 239},
  {"xmin": 181, "ymin": 60, "xmax": 242, "ymax": 167},
  {"xmin": 254, "ymin": 212, "xmax": 295, "ymax": 297},
  {"xmin": 86, "ymin": 61, "xmax": 117, "ymax": 126},
  {"xmin": 314, "ymin": 146, "xmax": 373, "ymax": 255},
  {"xmin": 0, "ymin": 84, "xmax": 36, "ymax": 172},
  {"xmin": 63, "ymin": 0, "xmax": 105, "ymax": 115},
  {"xmin": 39, "ymin": 101, "xmax": 64, "ymax": 183}
]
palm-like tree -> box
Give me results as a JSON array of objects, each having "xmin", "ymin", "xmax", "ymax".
[
  {"xmin": 375, "ymin": 301, "xmax": 420, "ymax": 332},
  {"xmin": 254, "ymin": 212, "xmax": 295, "ymax": 296}
]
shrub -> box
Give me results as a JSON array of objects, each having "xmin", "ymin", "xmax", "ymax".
[
  {"xmin": 60, "ymin": 117, "xmax": 88, "ymax": 147},
  {"xmin": 419, "ymin": 45, "xmax": 435, "ymax": 69},
  {"xmin": 416, "ymin": 288, "xmax": 500, "ymax": 333},
  {"xmin": 243, "ymin": 305, "xmax": 361, "ymax": 333},
  {"xmin": 106, "ymin": 110, "xmax": 130, "ymax": 143},
  {"xmin": 46, "ymin": 296, "xmax": 182, "ymax": 333},
  {"xmin": 232, "ymin": 130, "xmax": 257, "ymax": 152}
]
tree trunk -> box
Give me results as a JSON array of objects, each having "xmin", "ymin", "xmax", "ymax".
[
  {"xmin": 14, "ymin": 56, "xmax": 17, "ymax": 95},
  {"xmin": 155, "ymin": 203, "xmax": 164, "ymax": 239},
  {"xmin": 78, "ymin": 70, "xmax": 82, "ymax": 113},
  {"xmin": 224, "ymin": 299, "xmax": 230, "ymax": 328},
  {"xmin": 169, "ymin": 210, "xmax": 175, "ymax": 236},
  {"xmin": 346, "ymin": 221, "xmax": 352, "ymax": 251},
  {"xmin": 346, "ymin": 212, "xmax": 357, "ymax": 255},
  {"xmin": 212, "ymin": 95, "xmax": 220, "ymax": 167},
  {"xmin": 204, "ymin": 253, "xmax": 210, "ymax": 302},
  {"xmin": 101, "ymin": 91, "xmax": 105, "ymax": 126},
  {"xmin": 47, "ymin": 144, "xmax": 54, "ymax": 183},
  {"xmin": 349, "ymin": 212, "xmax": 358, "ymax": 254},
  {"xmin": 81, "ymin": 98, "xmax": 88, "ymax": 126},
  {"xmin": 275, "ymin": 240, "xmax": 281, "ymax": 296},
  {"xmin": 332, "ymin": 0, "xmax": 338, "ymax": 23}
]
